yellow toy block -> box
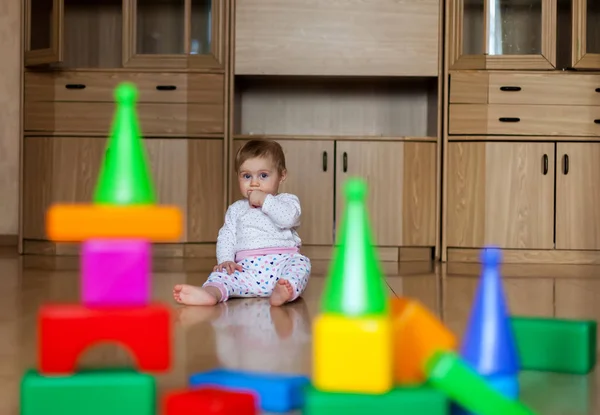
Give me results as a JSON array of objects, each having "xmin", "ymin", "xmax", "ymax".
[
  {"xmin": 392, "ymin": 297, "xmax": 457, "ymax": 384},
  {"xmin": 46, "ymin": 204, "xmax": 182, "ymax": 242},
  {"xmin": 313, "ymin": 313, "xmax": 392, "ymax": 394}
]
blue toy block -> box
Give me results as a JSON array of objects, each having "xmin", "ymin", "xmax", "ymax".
[
  {"xmin": 189, "ymin": 368, "xmax": 310, "ymax": 413},
  {"xmin": 460, "ymin": 246, "xmax": 520, "ymax": 377}
]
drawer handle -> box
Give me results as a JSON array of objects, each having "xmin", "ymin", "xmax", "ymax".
[
  {"xmin": 596, "ymin": 88, "xmax": 600, "ymax": 93},
  {"xmin": 156, "ymin": 85, "xmax": 177, "ymax": 91},
  {"xmin": 65, "ymin": 84, "xmax": 86, "ymax": 90},
  {"xmin": 500, "ymin": 86, "xmax": 522, "ymax": 92},
  {"xmin": 563, "ymin": 154, "xmax": 569, "ymax": 175},
  {"xmin": 499, "ymin": 117, "xmax": 520, "ymax": 122},
  {"xmin": 595, "ymin": 119, "xmax": 600, "ymax": 124},
  {"xmin": 542, "ymin": 154, "xmax": 548, "ymax": 175}
]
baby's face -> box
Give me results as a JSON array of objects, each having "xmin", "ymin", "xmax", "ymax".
[{"xmin": 237, "ymin": 157, "xmax": 286, "ymax": 198}]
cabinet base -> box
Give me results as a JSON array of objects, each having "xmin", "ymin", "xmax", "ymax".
[
  {"xmin": 447, "ymin": 248, "xmax": 600, "ymax": 265},
  {"xmin": 22, "ymin": 240, "xmax": 433, "ymax": 262}
]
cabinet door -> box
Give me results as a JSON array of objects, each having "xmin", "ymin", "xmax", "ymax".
[
  {"xmin": 572, "ymin": 0, "xmax": 600, "ymax": 69},
  {"xmin": 231, "ymin": 139, "xmax": 335, "ymax": 246},
  {"xmin": 335, "ymin": 141, "xmax": 436, "ymax": 247},
  {"xmin": 447, "ymin": 142, "xmax": 554, "ymax": 249},
  {"xmin": 556, "ymin": 143, "xmax": 600, "ymax": 249},
  {"xmin": 448, "ymin": 0, "xmax": 555, "ymax": 70},
  {"xmin": 25, "ymin": 0, "xmax": 64, "ymax": 66},
  {"xmin": 123, "ymin": 0, "xmax": 224, "ymax": 69}
]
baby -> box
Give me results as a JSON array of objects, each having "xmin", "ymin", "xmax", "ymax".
[{"xmin": 173, "ymin": 139, "xmax": 311, "ymax": 307}]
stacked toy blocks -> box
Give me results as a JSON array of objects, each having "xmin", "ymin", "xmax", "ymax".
[
  {"xmin": 303, "ymin": 178, "xmax": 539, "ymax": 415},
  {"xmin": 20, "ymin": 83, "xmax": 181, "ymax": 415}
]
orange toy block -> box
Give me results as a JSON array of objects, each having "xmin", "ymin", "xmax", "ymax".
[
  {"xmin": 46, "ymin": 204, "xmax": 182, "ymax": 242},
  {"xmin": 392, "ymin": 297, "xmax": 457, "ymax": 385}
]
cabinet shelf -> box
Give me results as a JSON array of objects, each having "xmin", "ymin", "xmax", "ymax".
[{"xmin": 233, "ymin": 76, "xmax": 439, "ymax": 139}]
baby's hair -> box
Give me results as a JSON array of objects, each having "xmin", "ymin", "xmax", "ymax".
[{"xmin": 235, "ymin": 139, "xmax": 287, "ymax": 175}]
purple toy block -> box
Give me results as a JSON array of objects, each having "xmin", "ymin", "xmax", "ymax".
[{"xmin": 82, "ymin": 239, "xmax": 151, "ymax": 306}]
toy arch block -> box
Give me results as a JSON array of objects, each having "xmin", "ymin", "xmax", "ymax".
[
  {"xmin": 39, "ymin": 304, "xmax": 171, "ymax": 374},
  {"xmin": 164, "ymin": 387, "xmax": 257, "ymax": 415},
  {"xmin": 391, "ymin": 297, "xmax": 457, "ymax": 385}
]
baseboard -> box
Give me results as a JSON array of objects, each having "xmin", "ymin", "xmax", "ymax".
[
  {"xmin": 0, "ymin": 234, "xmax": 18, "ymax": 247},
  {"xmin": 447, "ymin": 248, "xmax": 600, "ymax": 265},
  {"xmin": 22, "ymin": 240, "xmax": 434, "ymax": 261}
]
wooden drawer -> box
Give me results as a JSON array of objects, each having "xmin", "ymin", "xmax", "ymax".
[
  {"xmin": 25, "ymin": 72, "xmax": 224, "ymax": 104},
  {"xmin": 24, "ymin": 102, "xmax": 224, "ymax": 135},
  {"xmin": 449, "ymin": 72, "xmax": 489, "ymax": 104},
  {"xmin": 488, "ymin": 73, "xmax": 600, "ymax": 106},
  {"xmin": 449, "ymin": 104, "xmax": 600, "ymax": 136}
]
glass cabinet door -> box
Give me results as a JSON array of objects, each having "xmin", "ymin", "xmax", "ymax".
[
  {"xmin": 449, "ymin": 0, "xmax": 556, "ymax": 70},
  {"xmin": 123, "ymin": 0, "xmax": 224, "ymax": 69},
  {"xmin": 25, "ymin": 0, "xmax": 64, "ymax": 66},
  {"xmin": 572, "ymin": 0, "xmax": 600, "ymax": 69}
]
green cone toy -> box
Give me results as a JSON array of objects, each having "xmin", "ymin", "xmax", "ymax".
[
  {"xmin": 320, "ymin": 177, "xmax": 388, "ymax": 316},
  {"xmin": 93, "ymin": 82, "xmax": 156, "ymax": 205}
]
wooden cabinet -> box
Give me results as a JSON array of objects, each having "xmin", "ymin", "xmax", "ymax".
[
  {"xmin": 24, "ymin": 0, "xmax": 226, "ymax": 69},
  {"xmin": 232, "ymin": 139, "xmax": 437, "ymax": 248},
  {"xmin": 22, "ymin": 137, "xmax": 224, "ymax": 243},
  {"xmin": 234, "ymin": 0, "xmax": 440, "ymax": 76},
  {"xmin": 447, "ymin": 141, "xmax": 600, "ymax": 251},
  {"xmin": 572, "ymin": 0, "xmax": 600, "ymax": 69}
]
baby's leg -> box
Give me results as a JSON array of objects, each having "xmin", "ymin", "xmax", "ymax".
[
  {"xmin": 270, "ymin": 254, "xmax": 311, "ymax": 306},
  {"xmin": 173, "ymin": 283, "xmax": 221, "ymax": 306}
]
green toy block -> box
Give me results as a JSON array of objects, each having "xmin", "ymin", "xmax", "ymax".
[
  {"xmin": 321, "ymin": 178, "xmax": 389, "ymax": 317},
  {"xmin": 93, "ymin": 82, "xmax": 156, "ymax": 205},
  {"xmin": 20, "ymin": 368, "xmax": 155, "ymax": 415},
  {"xmin": 511, "ymin": 316, "xmax": 597, "ymax": 374},
  {"xmin": 425, "ymin": 351, "xmax": 537, "ymax": 415},
  {"xmin": 302, "ymin": 384, "xmax": 448, "ymax": 415}
]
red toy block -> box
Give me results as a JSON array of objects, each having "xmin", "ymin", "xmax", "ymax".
[
  {"xmin": 39, "ymin": 304, "xmax": 171, "ymax": 374},
  {"xmin": 163, "ymin": 387, "xmax": 257, "ymax": 415}
]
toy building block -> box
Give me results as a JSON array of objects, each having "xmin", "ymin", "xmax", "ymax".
[
  {"xmin": 21, "ymin": 368, "xmax": 155, "ymax": 415},
  {"xmin": 320, "ymin": 178, "xmax": 389, "ymax": 317},
  {"xmin": 391, "ymin": 297, "xmax": 457, "ymax": 385},
  {"xmin": 511, "ymin": 316, "xmax": 597, "ymax": 374},
  {"xmin": 425, "ymin": 351, "xmax": 536, "ymax": 415},
  {"xmin": 82, "ymin": 239, "xmax": 150, "ymax": 306},
  {"xmin": 93, "ymin": 82, "xmax": 156, "ymax": 205},
  {"xmin": 164, "ymin": 387, "xmax": 257, "ymax": 415},
  {"xmin": 188, "ymin": 368, "xmax": 309, "ymax": 413},
  {"xmin": 461, "ymin": 246, "xmax": 520, "ymax": 377},
  {"xmin": 302, "ymin": 384, "xmax": 448, "ymax": 415},
  {"xmin": 39, "ymin": 303, "xmax": 171, "ymax": 374},
  {"xmin": 313, "ymin": 178, "xmax": 392, "ymax": 394},
  {"xmin": 313, "ymin": 313, "xmax": 392, "ymax": 394},
  {"xmin": 46, "ymin": 204, "xmax": 182, "ymax": 242}
]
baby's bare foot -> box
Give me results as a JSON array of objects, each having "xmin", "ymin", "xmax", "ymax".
[
  {"xmin": 173, "ymin": 284, "xmax": 218, "ymax": 306},
  {"xmin": 270, "ymin": 279, "xmax": 294, "ymax": 306}
]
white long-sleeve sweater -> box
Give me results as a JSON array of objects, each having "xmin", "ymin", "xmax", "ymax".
[{"xmin": 216, "ymin": 193, "xmax": 302, "ymax": 263}]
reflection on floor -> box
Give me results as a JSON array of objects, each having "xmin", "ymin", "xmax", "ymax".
[{"xmin": 2, "ymin": 247, "xmax": 599, "ymax": 414}]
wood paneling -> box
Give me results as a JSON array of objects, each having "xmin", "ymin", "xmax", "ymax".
[
  {"xmin": 234, "ymin": 0, "xmax": 440, "ymax": 76},
  {"xmin": 0, "ymin": 0, "xmax": 21, "ymax": 236}
]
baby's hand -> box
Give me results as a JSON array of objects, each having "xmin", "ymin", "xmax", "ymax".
[
  {"xmin": 213, "ymin": 261, "xmax": 243, "ymax": 274},
  {"xmin": 248, "ymin": 190, "xmax": 267, "ymax": 208}
]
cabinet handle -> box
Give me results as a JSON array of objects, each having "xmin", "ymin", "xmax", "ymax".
[
  {"xmin": 322, "ymin": 151, "xmax": 327, "ymax": 172},
  {"xmin": 594, "ymin": 119, "xmax": 600, "ymax": 124},
  {"xmin": 542, "ymin": 154, "xmax": 548, "ymax": 175},
  {"xmin": 500, "ymin": 86, "xmax": 522, "ymax": 92},
  {"xmin": 65, "ymin": 84, "xmax": 86, "ymax": 89},
  {"xmin": 563, "ymin": 154, "xmax": 569, "ymax": 175},
  {"xmin": 343, "ymin": 152, "xmax": 348, "ymax": 173},
  {"xmin": 499, "ymin": 117, "xmax": 520, "ymax": 123},
  {"xmin": 595, "ymin": 88, "xmax": 600, "ymax": 93},
  {"xmin": 156, "ymin": 85, "xmax": 177, "ymax": 91}
]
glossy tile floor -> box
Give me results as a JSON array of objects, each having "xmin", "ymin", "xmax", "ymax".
[{"xmin": 3, "ymin": 247, "xmax": 600, "ymax": 414}]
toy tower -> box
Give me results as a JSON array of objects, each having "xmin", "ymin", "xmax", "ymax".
[{"xmin": 20, "ymin": 83, "xmax": 181, "ymax": 415}]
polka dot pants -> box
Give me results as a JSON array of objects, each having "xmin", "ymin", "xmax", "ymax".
[{"xmin": 203, "ymin": 253, "xmax": 311, "ymax": 302}]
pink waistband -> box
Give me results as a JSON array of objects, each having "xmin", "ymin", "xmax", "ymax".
[{"xmin": 235, "ymin": 247, "xmax": 299, "ymax": 262}]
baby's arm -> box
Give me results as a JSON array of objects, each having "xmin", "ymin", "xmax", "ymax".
[
  {"xmin": 261, "ymin": 193, "xmax": 301, "ymax": 229},
  {"xmin": 216, "ymin": 203, "xmax": 240, "ymax": 263}
]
